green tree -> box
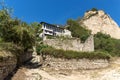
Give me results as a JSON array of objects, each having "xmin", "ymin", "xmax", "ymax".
[
  {"xmin": 94, "ymin": 32, "xmax": 120, "ymax": 56},
  {"xmin": 12, "ymin": 22, "xmax": 35, "ymax": 51},
  {"xmin": 0, "ymin": 9, "xmax": 35, "ymax": 51},
  {"xmin": 67, "ymin": 19, "xmax": 91, "ymax": 42},
  {"xmin": 30, "ymin": 22, "xmax": 42, "ymax": 44}
]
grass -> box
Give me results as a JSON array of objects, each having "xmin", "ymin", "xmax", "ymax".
[
  {"xmin": 0, "ymin": 42, "xmax": 25, "ymax": 62},
  {"xmin": 40, "ymin": 47, "xmax": 111, "ymax": 60},
  {"xmin": 0, "ymin": 50, "xmax": 15, "ymax": 62},
  {"xmin": 0, "ymin": 42, "xmax": 15, "ymax": 58}
]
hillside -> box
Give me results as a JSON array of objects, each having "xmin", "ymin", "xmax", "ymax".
[{"xmin": 80, "ymin": 10, "xmax": 120, "ymax": 39}]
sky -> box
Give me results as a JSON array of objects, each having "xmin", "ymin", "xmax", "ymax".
[{"xmin": 2, "ymin": 0, "xmax": 120, "ymax": 25}]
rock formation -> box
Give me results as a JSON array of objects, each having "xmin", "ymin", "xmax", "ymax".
[
  {"xmin": 80, "ymin": 10, "xmax": 120, "ymax": 39},
  {"xmin": 0, "ymin": 51, "xmax": 32, "ymax": 80}
]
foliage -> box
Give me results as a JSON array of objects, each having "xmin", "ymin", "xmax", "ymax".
[
  {"xmin": 67, "ymin": 19, "xmax": 91, "ymax": 42},
  {"xmin": 40, "ymin": 47, "xmax": 111, "ymax": 60},
  {"xmin": 0, "ymin": 9, "xmax": 35, "ymax": 51},
  {"xmin": 36, "ymin": 44, "xmax": 50, "ymax": 55},
  {"xmin": 86, "ymin": 8, "xmax": 98, "ymax": 12},
  {"xmin": 13, "ymin": 23, "xmax": 35, "ymax": 51},
  {"xmin": 30, "ymin": 22, "xmax": 42, "ymax": 38},
  {"xmin": 91, "ymin": 8, "xmax": 98, "ymax": 11},
  {"xmin": 94, "ymin": 32, "xmax": 120, "ymax": 56},
  {"xmin": 0, "ymin": 42, "xmax": 15, "ymax": 51}
]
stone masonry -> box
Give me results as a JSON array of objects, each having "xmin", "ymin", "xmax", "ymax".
[
  {"xmin": 42, "ymin": 55, "xmax": 109, "ymax": 70},
  {"xmin": 44, "ymin": 35, "xmax": 94, "ymax": 52}
]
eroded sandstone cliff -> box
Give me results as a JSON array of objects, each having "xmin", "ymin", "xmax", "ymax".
[{"xmin": 80, "ymin": 10, "xmax": 120, "ymax": 39}]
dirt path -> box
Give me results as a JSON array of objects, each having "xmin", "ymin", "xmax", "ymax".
[{"xmin": 11, "ymin": 58, "xmax": 120, "ymax": 80}]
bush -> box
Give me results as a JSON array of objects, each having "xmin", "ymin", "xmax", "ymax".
[
  {"xmin": 67, "ymin": 19, "xmax": 91, "ymax": 42},
  {"xmin": 40, "ymin": 47, "xmax": 111, "ymax": 60},
  {"xmin": 91, "ymin": 8, "xmax": 98, "ymax": 11},
  {"xmin": 36, "ymin": 44, "xmax": 50, "ymax": 55},
  {"xmin": 94, "ymin": 32, "xmax": 120, "ymax": 57}
]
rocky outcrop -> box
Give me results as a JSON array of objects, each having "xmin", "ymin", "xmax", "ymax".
[
  {"xmin": 42, "ymin": 55, "xmax": 109, "ymax": 70},
  {"xmin": 81, "ymin": 10, "xmax": 120, "ymax": 39},
  {"xmin": 0, "ymin": 51, "xmax": 33, "ymax": 80},
  {"xmin": 0, "ymin": 51, "xmax": 17, "ymax": 80},
  {"xmin": 17, "ymin": 51, "xmax": 33, "ymax": 66},
  {"xmin": 44, "ymin": 35, "xmax": 94, "ymax": 52}
]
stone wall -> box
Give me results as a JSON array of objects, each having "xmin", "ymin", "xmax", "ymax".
[
  {"xmin": 42, "ymin": 55, "xmax": 109, "ymax": 70},
  {"xmin": 82, "ymin": 35, "xmax": 94, "ymax": 52},
  {"xmin": 43, "ymin": 35, "xmax": 94, "ymax": 52},
  {"xmin": 0, "ymin": 51, "xmax": 32, "ymax": 80}
]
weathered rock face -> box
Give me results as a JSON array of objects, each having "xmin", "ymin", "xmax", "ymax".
[
  {"xmin": 0, "ymin": 51, "xmax": 33, "ymax": 80},
  {"xmin": 81, "ymin": 10, "xmax": 120, "ymax": 39},
  {"xmin": 0, "ymin": 51, "xmax": 17, "ymax": 80},
  {"xmin": 44, "ymin": 35, "xmax": 94, "ymax": 52},
  {"xmin": 42, "ymin": 55, "xmax": 109, "ymax": 70},
  {"xmin": 17, "ymin": 51, "xmax": 33, "ymax": 66}
]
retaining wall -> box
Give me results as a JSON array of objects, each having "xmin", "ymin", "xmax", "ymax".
[
  {"xmin": 44, "ymin": 35, "xmax": 94, "ymax": 52},
  {"xmin": 42, "ymin": 55, "xmax": 109, "ymax": 70}
]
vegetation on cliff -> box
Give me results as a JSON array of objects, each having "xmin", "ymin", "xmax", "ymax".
[
  {"xmin": 0, "ymin": 5, "xmax": 39, "ymax": 60},
  {"xmin": 36, "ymin": 16, "xmax": 120, "ymax": 59},
  {"xmin": 39, "ymin": 47, "xmax": 111, "ymax": 60},
  {"xmin": 66, "ymin": 17, "xmax": 120, "ymax": 57},
  {"xmin": 36, "ymin": 44, "xmax": 111, "ymax": 60},
  {"xmin": 0, "ymin": 8, "xmax": 39, "ymax": 52},
  {"xmin": 0, "ymin": 4, "xmax": 120, "ymax": 60},
  {"xmin": 67, "ymin": 19, "xmax": 91, "ymax": 42},
  {"xmin": 94, "ymin": 32, "xmax": 120, "ymax": 56}
]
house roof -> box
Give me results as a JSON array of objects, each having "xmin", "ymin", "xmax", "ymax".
[{"xmin": 40, "ymin": 22, "xmax": 65, "ymax": 30}]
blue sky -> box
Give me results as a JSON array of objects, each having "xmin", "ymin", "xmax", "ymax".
[{"xmin": 3, "ymin": 0, "xmax": 120, "ymax": 25}]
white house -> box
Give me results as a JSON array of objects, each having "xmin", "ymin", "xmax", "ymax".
[{"xmin": 40, "ymin": 22, "xmax": 71, "ymax": 40}]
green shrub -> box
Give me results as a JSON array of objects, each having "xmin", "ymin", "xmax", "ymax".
[
  {"xmin": 67, "ymin": 19, "xmax": 91, "ymax": 42},
  {"xmin": 47, "ymin": 35, "xmax": 54, "ymax": 39},
  {"xmin": 94, "ymin": 32, "xmax": 120, "ymax": 57},
  {"xmin": 36, "ymin": 44, "xmax": 50, "ymax": 55},
  {"xmin": 0, "ymin": 42, "xmax": 15, "ymax": 51},
  {"xmin": 40, "ymin": 47, "xmax": 111, "ymax": 60},
  {"xmin": 91, "ymin": 8, "xmax": 98, "ymax": 11}
]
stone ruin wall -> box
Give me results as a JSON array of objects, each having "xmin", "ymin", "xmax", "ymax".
[
  {"xmin": 42, "ymin": 55, "xmax": 109, "ymax": 70},
  {"xmin": 44, "ymin": 35, "xmax": 94, "ymax": 52}
]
